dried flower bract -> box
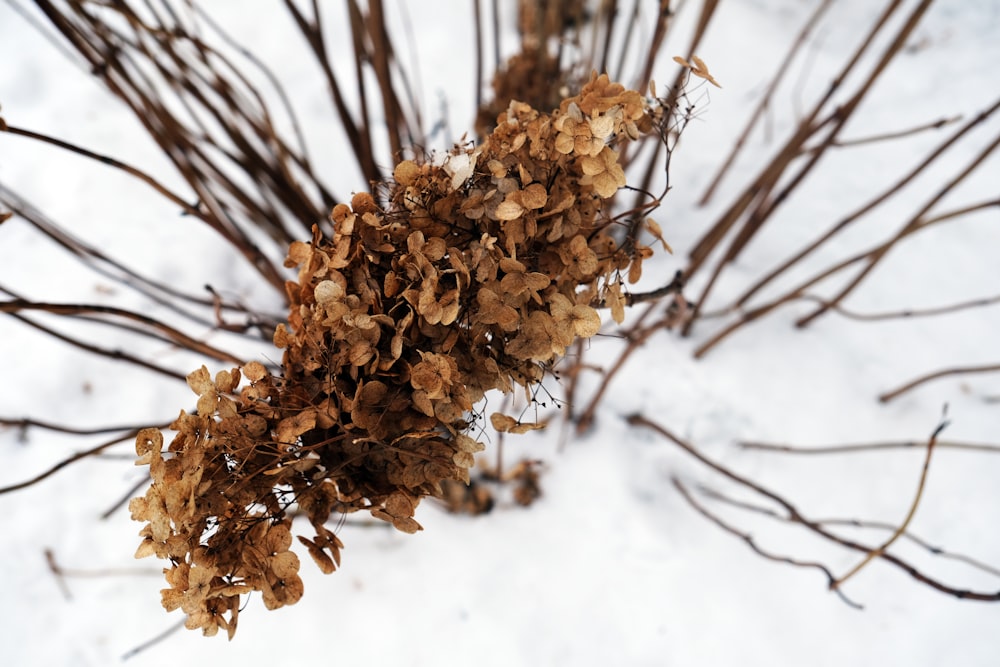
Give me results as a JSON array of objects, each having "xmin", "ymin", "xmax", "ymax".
[{"xmin": 130, "ymin": 72, "xmax": 667, "ymax": 636}]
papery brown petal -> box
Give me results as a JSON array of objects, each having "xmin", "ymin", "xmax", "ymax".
[
  {"xmin": 394, "ymin": 160, "xmax": 420, "ymax": 186},
  {"xmin": 490, "ymin": 412, "xmax": 518, "ymax": 432},
  {"xmin": 495, "ymin": 199, "xmax": 525, "ymax": 221},
  {"xmin": 521, "ymin": 183, "xmax": 548, "ymax": 209}
]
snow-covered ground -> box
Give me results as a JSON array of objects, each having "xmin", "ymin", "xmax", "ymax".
[{"xmin": 2, "ymin": 1, "xmax": 999, "ymax": 665}]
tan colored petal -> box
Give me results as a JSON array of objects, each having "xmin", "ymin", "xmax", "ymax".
[
  {"xmin": 393, "ymin": 160, "xmax": 420, "ymax": 186},
  {"xmin": 521, "ymin": 183, "xmax": 548, "ymax": 209},
  {"xmin": 495, "ymin": 198, "xmax": 525, "ymax": 221}
]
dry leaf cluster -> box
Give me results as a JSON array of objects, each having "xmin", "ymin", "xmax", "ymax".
[{"xmin": 129, "ymin": 72, "xmax": 666, "ymax": 636}]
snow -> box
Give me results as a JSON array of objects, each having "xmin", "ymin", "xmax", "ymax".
[{"xmin": 2, "ymin": 1, "xmax": 999, "ymax": 665}]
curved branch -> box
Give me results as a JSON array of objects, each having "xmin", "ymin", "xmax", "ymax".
[
  {"xmin": 627, "ymin": 413, "xmax": 1000, "ymax": 602},
  {"xmin": 0, "ymin": 426, "xmax": 163, "ymax": 495},
  {"xmin": 880, "ymin": 363, "xmax": 1000, "ymax": 403},
  {"xmin": 0, "ymin": 299, "xmax": 245, "ymax": 365}
]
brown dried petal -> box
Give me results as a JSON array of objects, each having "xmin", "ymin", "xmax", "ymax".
[
  {"xmin": 243, "ymin": 361, "xmax": 268, "ymax": 382},
  {"xmin": 607, "ymin": 280, "xmax": 626, "ymax": 324},
  {"xmin": 491, "ymin": 413, "xmax": 546, "ymax": 434},
  {"xmin": 394, "ymin": 160, "xmax": 420, "ymax": 186},
  {"xmin": 580, "ymin": 155, "xmax": 606, "ymax": 176},
  {"xmin": 554, "ymin": 132, "xmax": 575, "ymax": 154},
  {"xmin": 495, "ymin": 198, "xmax": 525, "ymax": 221},
  {"xmin": 521, "ymin": 183, "xmax": 548, "ymax": 209},
  {"xmin": 589, "ymin": 113, "xmax": 615, "ymax": 140},
  {"xmin": 276, "ymin": 411, "xmax": 316, "ymax": 448},
  {"xmin": 591, "ymin": 170, "xmax": 621, "ymax": 198},
  {"xmin": 646, "ymin": 218, "xmax": 672, "ymax": 252},
  {"xmin": 298, "ymin": 536, "xmax": 336, "ymax": 574},
  {"xmin": 476, "ymin": 289, "xmax": 519, "ymax": 331},
  {"xmin": 186, "ymin": 366, "xmax": 213, "ymax": 396}
]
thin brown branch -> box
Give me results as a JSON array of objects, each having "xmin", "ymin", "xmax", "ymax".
[
  {"xmin": 99, "ymin": 477, "xmax": 146, "ymax": 519},
  {"xmin": 684, "ymin": 0, "xmax": 927, "ymax": 335},
  {"xmin": 671, "ymin": 477, "xmax": 863, "ymax": 609},
  {"xmin": 880, "ymin": 363, "xmax": 1000, "ymax": 403},
  {"xmin": 6, "ymin": 311, "xmax": 187, "ymax": 381},
  {"xmin": 623, "ymin": 0, "xmax": 714, "ymax": 223},
  {"xmin": 807, "ymin": 114, "xmax": 962, "ymax": 152},
  {"xmin": 473, "ymin": 0, "xmax": 484, "ymax": 132},
  {"xmin": 367, "ymin": 0, "xmax": 405, "ymax": 162},
  {"xmin": 283, "ymin": 0, "xmax": 379, "ymax": 182},
  {"xmin": 575, "ymin": 302, "xmax": 663, "ymax": 433},
  {"xmin": 44, "ymin": 548, "xmax": 73, "ymax": 600},
  {"xmin": 2, "ymin": 124, "xmax": 202, "ymax": 217},
  {"xmin": 692, "ymin": 197, "xmax": 1000, "ymax": 358},
  {"xmin": 0, "ymin": 427, "xmax": 155, "ymax": 495},
  {"xmin": 0, "ymin": 416, "xmax": 158, "ymax": 436},
  {"xmin": 698, "ymin": 0, "xmax": 833, "ymax": 205},
  {"xmin": 739, "ymin": 439, "xmax": 1000, "ymax": 455},
  {"xmin": 191, "ymin": 3, "xmax": 320, "ymax": 186},
  {"xmin": 0, "ymin": 190, "xmax": 227, "ymax": 326},
  {"xmin": 121, "ymin": 620, "xmax": 186, "ymax": 661},
  {"xmin": 43, "ymin": 547, "xmax": 160, "ymax": 578},
  {"xmin": 28, "ymin": 0, "xmax": 307, "ymax": 291},
  {"xmin": 626, "ymin": 412, "xmax": 1000, "ymax": 601},
  {"xmin": 625, "ymin": 271, "xmax": 686, "ymax": 307},
  {"xmin": 832, "ymin": 419, "xmax": 944, "ymax": 589},
  {"xmin": 796, "ymin": 292, "xmax": 1000, "ymax": 322},
  {"xmin": 796, "ymin": 131, "xmax": 1000, "ymax": 328},
  {"xmin": 685, "ymin": 0, "xmax": 906, "ymax": 281},
  {"xmin": 0, "ymin": 299, "xmax": 245, "ymax": 365},
  {"xmin": 734, "ymin": 99, "xmax": 1000, "ymax": 310},
  {"xmin": 697, "ymin": 484, "xmax": 1000, "ymax": 580}
]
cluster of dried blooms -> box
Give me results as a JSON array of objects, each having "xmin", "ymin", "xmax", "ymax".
[{"xmin": 129, "ymin": 72, "xmax": 669, "ymax": 637}]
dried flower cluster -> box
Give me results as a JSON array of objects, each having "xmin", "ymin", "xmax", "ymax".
[{"xmin": 130, "ymin": 72, "xmax": 666, "ymax": 636}]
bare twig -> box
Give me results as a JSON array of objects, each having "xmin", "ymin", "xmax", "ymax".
[
  {"xmin": 880, "ymin": 363, "xmax": 1000, "ymax": 403},
  {"xmin": 5, "ymin": 312, "xmax": 187, "ymax": 381},
  {"xmin": 575, "ymin": 302, "xmax": 662, "ymax": 433},
  {"xmin": 121, "ymin": 620, "xmax": 186, "ymax": 661},
  {"xmin": 795, "ymin": 292, "xmax": 1000, "ymax": 322},
  {"xmin": 0, "ymin": 428, "xmax": 157, "ymax": 495},
  {"xmin": 796, "ymin": 131, "xmax": 1000, "ymax": 328},
  {"xmin": 0, "ymin": 299, "xmax": 245, "ymax": 365},
  {"xmin": 671, "ymin": 477, "xmax": 863, "ymax": 609},
  {"xmin": 732, "ymin": 99, "xmax": 1000, "ymax": 311},
  {"xmin": 684, "ymin": 0, "xmax": 933, "ymax": 335},
  {"xmin": 806, "ymin": 114, "xmax": 962, "ymax": 152},
  {"xmin": 693, "ymin": 197, "xmax": 1000, "ymax": 358},
  {"xmin": 698, "ymin": 0, "xmax": 833, "ymax": 205},
  {"xmin": 627, "ymin": 412, "xmax": 1000, "ymax": 601},
  {"xmin": 832, "ymin": 418, "xmax": 945, "ymax": 589},
  {"xmin": 0, "ymin": 416, "xmax": 158, "ymax": 436},
  {"xmin": 739, "ymin": 439, "xmax": 1000, "ymax": 455},
  {"xmin": 697, "ymin": 485, "xmax": 1000, "ymax": 579}
]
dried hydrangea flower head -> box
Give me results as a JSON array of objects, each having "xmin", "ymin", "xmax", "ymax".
[{"xmin": 130, "ymin": 71, "xmax": 667, "ymax": 636}]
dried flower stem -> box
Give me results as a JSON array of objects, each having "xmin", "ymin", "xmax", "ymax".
[{"xmin": 831, "ymin": 419, "xmax": 945, "ymax": 590}]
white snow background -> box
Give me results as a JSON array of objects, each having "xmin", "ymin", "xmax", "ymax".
[{"xmin": 2, "ymin": 1, "xmax": 999, "ymax": 665}]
